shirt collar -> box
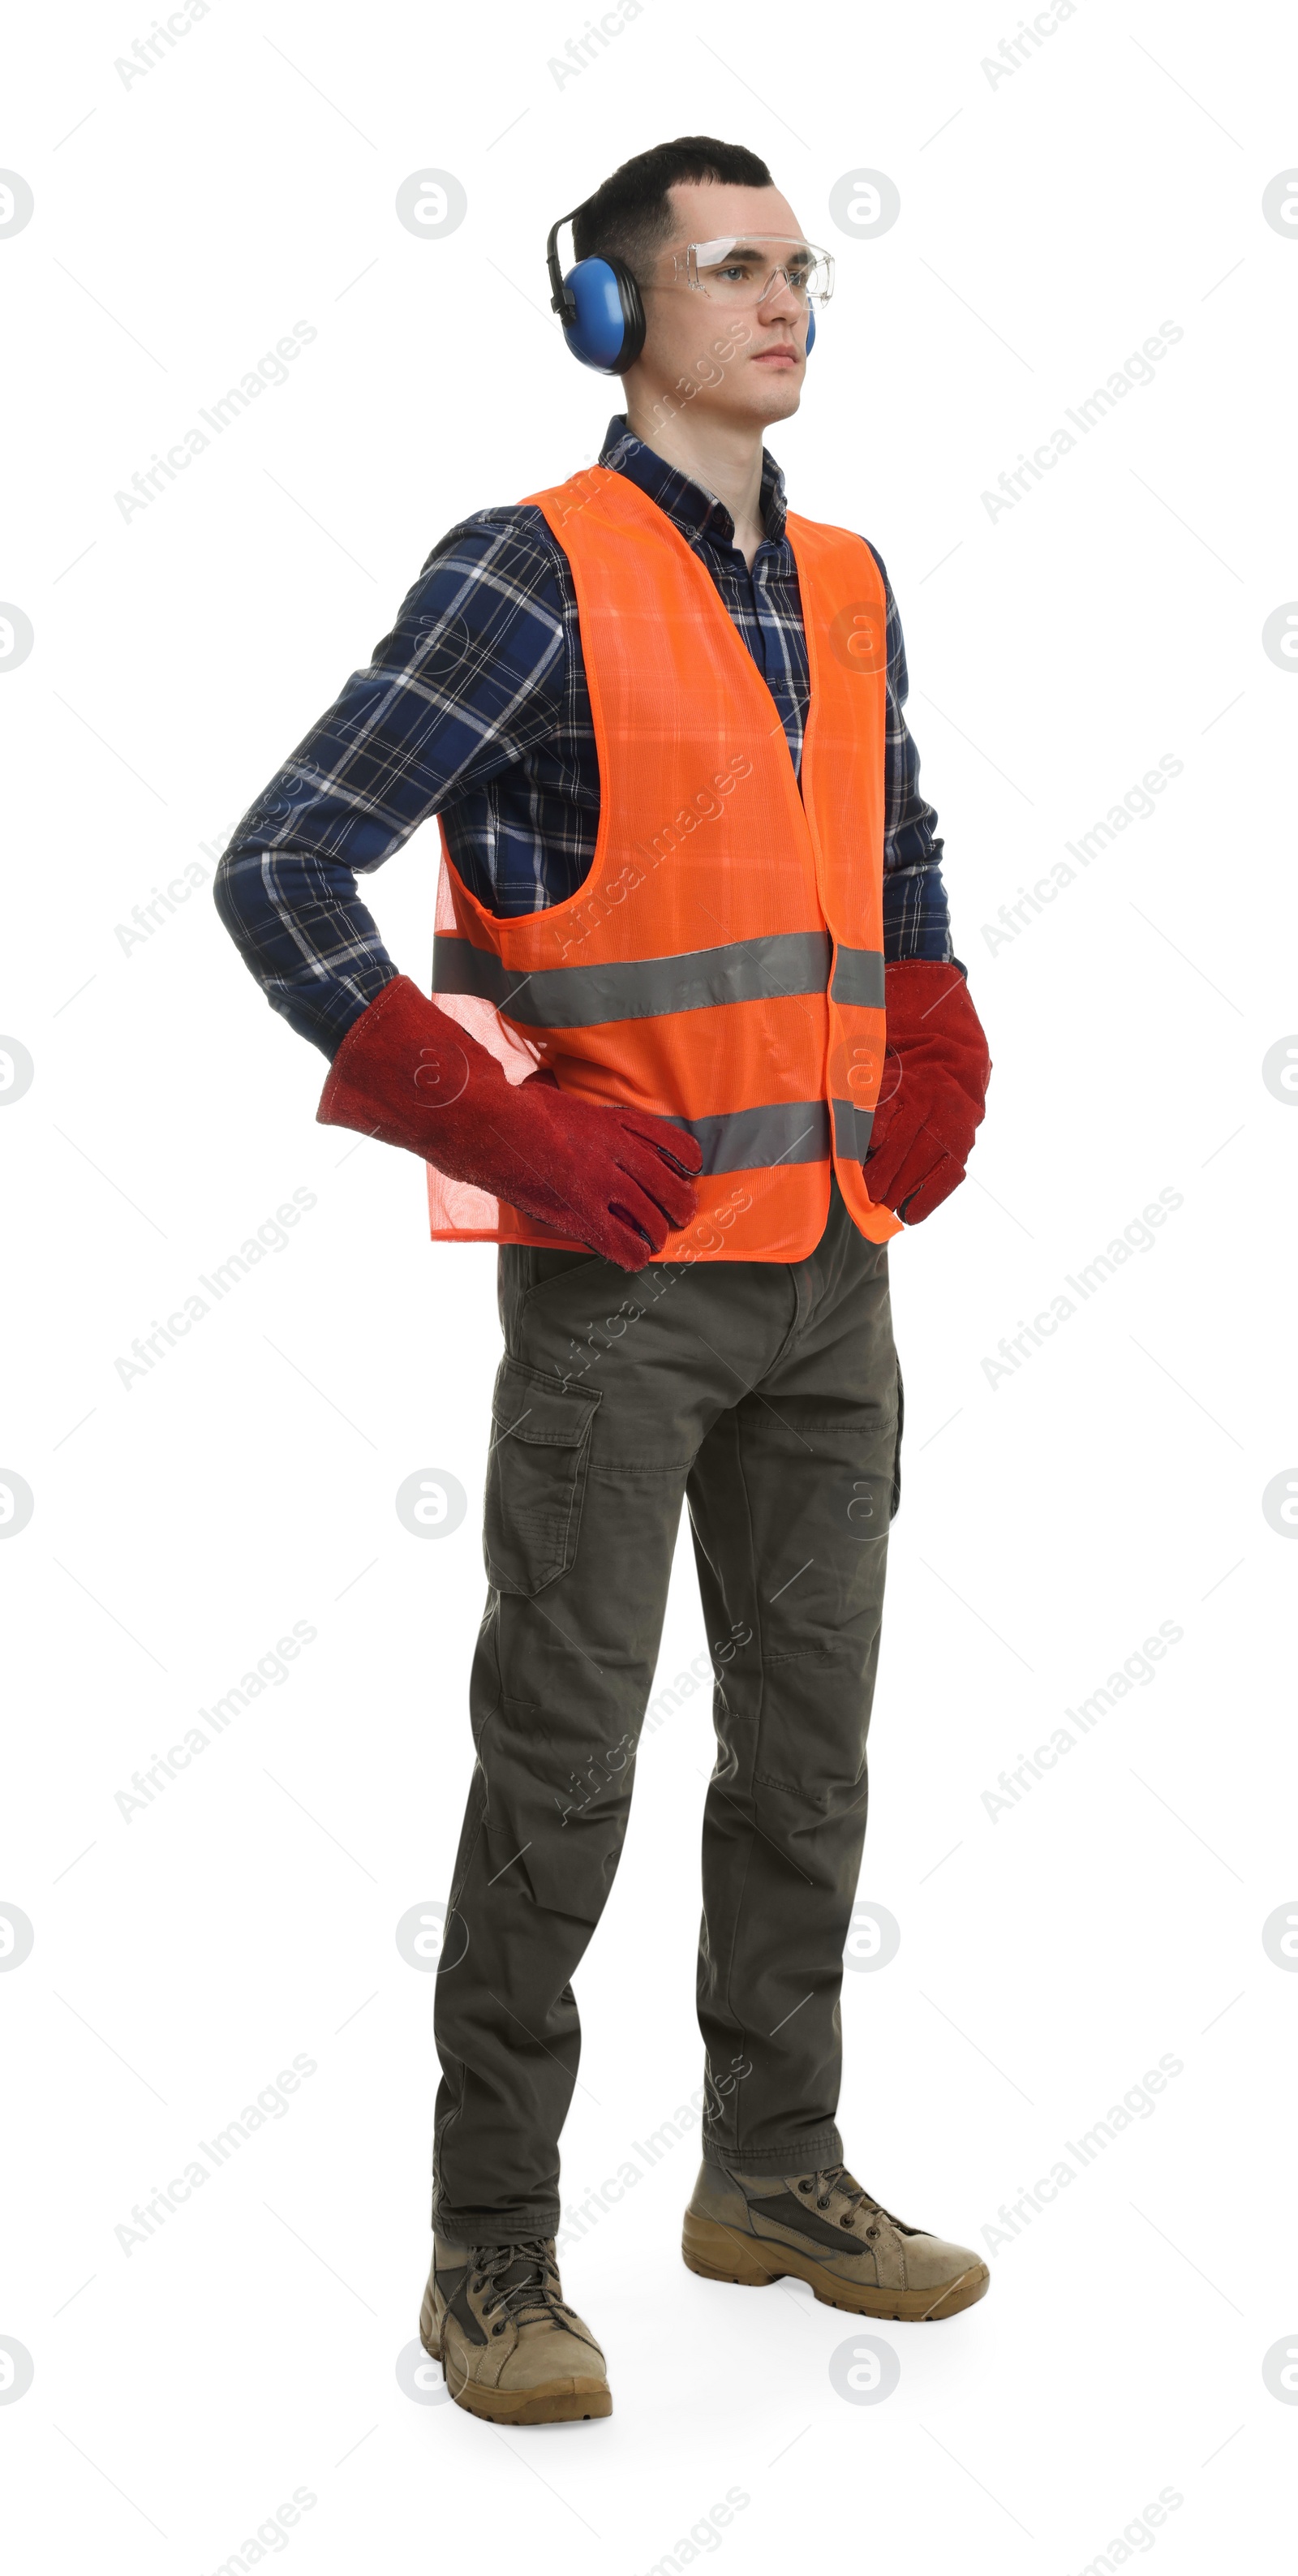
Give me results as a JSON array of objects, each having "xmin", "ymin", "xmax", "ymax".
[{"xmin": 598, "ymin": 415, "xmax": 788, "ymax": 552}]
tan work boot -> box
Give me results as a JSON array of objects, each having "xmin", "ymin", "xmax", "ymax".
[
  {"xmin": 682, "ymin": 2160, "xmax": 989, "ymax": 2321},
  {"xmin": 419, "ymin": 2234, "xmax": 612, "ymax": 2424}
]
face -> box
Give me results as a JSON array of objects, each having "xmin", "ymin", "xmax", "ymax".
[{"xmin": 625, "ymin": 180, "xmax": 816, "ymax": 431}]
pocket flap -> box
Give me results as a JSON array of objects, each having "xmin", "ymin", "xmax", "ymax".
[{"xmin": 489, "ymin": 1357, "xmax": 601, "ymax": 1449}]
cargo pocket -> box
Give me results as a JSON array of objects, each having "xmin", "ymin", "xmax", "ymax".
[
  {"xmin": 890, "ymin": 1357, "xmax": 905, "ymax": 1522},
  {"xmin": 483, "ymin": 1357, "xmax": 602, "ymax": 1597}
]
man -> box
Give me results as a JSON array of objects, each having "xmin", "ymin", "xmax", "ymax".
[{"xmin": 216, "ymin": 135, "xmax": 993, "ymax": 2427}]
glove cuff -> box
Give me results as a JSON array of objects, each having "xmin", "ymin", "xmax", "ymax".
[
  {"xmin": 883, "ymin": 961, "xmax": 991, "ymax": 1098},
  {"xmin": 316, "ymin": 974, "xmax": 503, "ymax": 1151}
]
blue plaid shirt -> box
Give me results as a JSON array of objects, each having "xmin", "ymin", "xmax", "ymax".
[{"xmin": 215, "ymin": 417, "xmax": 952, "ymax": 1060}]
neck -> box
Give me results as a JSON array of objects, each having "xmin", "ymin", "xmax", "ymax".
[{"xmin": 621, "ymin": 398, "xmax": 768, "ymax": 568}]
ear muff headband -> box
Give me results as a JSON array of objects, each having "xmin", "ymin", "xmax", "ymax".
[{"xmin": 546, "ymin": 209, "xmax": 646, "ymax": 374}]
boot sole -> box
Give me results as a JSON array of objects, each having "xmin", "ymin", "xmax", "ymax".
[
  {"xmin": 419, "ymin": 2305, "xmax": 612, "ymax": 2424},
  {"xmin": 681, "ymin": 2210, "xmax": 990, "ymax": 2322}
]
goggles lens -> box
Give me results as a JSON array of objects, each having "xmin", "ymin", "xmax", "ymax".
[{"xmin": 678, "ymin": 235, "xmax": 835, "ymax": 307}]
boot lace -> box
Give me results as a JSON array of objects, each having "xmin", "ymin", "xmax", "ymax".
[
  {"xmin": 804, "ymin": 2165, "xmax": 907, "ymax": 2230},
  {"xmin": 468, "ymin": 2238, "xmax": 575, "ymax": 2329}
]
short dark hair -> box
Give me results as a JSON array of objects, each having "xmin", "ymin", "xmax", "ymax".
[{"xmin": 572, "ymin": 136, "xmax": 774, "ymax": 287}]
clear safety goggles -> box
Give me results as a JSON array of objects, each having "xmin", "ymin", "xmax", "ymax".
[{"xmin": 670, "ymin": 234, "xmax": 836, "ymax": 308}]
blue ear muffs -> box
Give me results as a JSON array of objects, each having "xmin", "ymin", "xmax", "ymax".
[
  {"xmin": 806, "ymin": 304, "xmax": 816, "ymax": 356},
  {"xmin": 547, "ymin": 212, "xmax": 646, "ymax": 373}
]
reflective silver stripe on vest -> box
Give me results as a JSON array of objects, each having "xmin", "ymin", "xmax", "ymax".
[
  {"xmin": 657, "ymin": 1098, "xmax": 876, "ymax": 1173},
  {"xmin": 433, "ymin": 929, "xmax": 833, "ymax": 1030},
  {"xmin": 832, "ymin": 1097, "xmax": 876, "ymax": 1160},
  {"xmin": 830, "ymin": 945, "xmax": 886, "ymax": 1009},
  {"xmin": 662, "ymin": 1101, "xmax": 831, "ymax": 1175}
]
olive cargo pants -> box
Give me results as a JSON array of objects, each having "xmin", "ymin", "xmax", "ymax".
[{"xmin": 432, "ymin": 1179, "xmax": 901, "ymax": 2243}]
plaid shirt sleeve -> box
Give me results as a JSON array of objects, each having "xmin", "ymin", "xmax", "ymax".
[
  {"xmin": 213, "ymin": 508, "xmax": 570, "ymax": 1058},
  {"xmin": 866, "ymin": 544, "xmax": 954, "ymax": 969}
]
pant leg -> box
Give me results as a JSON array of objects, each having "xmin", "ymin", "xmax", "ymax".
[
  {"xmin": 685, "ymin": 1190, "xmax": 901, "ymax": 2170},
  {"xmin": 431, "ymin": 1241, "xmax": 798, "ymax": 2241},
  {"xmin": 432, "ymin": 1251, "xmax": 683, "ymax": 2241}
]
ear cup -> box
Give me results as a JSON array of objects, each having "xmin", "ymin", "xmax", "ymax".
[
  {"xmin": 561, "ymin": 256, "xmax": 646, "ymax": 372},
  {"xmin": 806, "ymin": 305, "xmax": 816, "ymax": 356}
]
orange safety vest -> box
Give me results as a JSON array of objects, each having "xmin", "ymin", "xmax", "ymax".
[{"xmin": 426, "ymin": 464, "xmax": 901, "ymax": 1261}]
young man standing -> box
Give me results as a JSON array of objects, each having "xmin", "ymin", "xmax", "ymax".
[{"xmin": 216, "ymin": 137, "xmax": 993, "ymax": 2426}]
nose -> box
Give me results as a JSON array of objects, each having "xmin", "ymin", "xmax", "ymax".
[{"xmin": 756, "ymin": 267, "xmax": 805, "ymax": 325}]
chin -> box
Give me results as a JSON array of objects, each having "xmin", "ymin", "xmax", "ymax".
[{"xmin": 746, "ymin": 372, "xmax": 803, "ymax": 425}]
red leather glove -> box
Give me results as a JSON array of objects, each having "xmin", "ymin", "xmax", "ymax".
[
  {"xmin": 863, "ymin": 961, "xmax": 991, "ymax": 1224},
  {"xmin": 316, "ymin": 974, "xmax": 701, "ymax": 1271}
]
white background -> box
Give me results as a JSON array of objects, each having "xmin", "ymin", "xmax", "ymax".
[{"xmin": 2, "ymin": 1, "xmax": 1296, "ymax": 2569}]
